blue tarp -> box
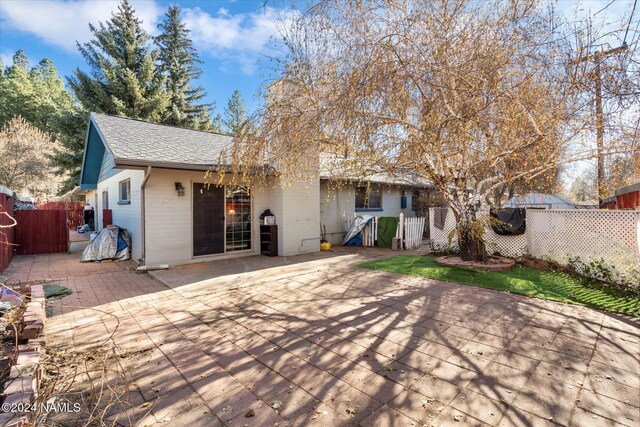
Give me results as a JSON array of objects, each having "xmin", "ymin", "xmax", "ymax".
[{"xmin": 342, "ymin": 215, "xmax": 374, "ymax": 246}]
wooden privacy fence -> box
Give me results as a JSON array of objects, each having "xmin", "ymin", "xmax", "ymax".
[
  {"xmin": 0, "ymin": 193, "xmax": 15, "ymax": 272},
  {"xmin": 37, "ymin": 201, "xmax": 84, "ymax": 227},
  {"xmin": 358, "ymin": 213, "xmax": 426, "ymax": 249},
  {"xmin": 15, "ymin": 210, "xmax": 69, "ymax": 255}
]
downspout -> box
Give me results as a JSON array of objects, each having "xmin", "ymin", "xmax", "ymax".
[{"xmin": 140, "ymin": 166, "xmax": 152, "ymax": 264}]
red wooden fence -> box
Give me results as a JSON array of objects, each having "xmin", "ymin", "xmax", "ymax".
[
  {"xmin": 37, "ymin": 201, "xmax": 84, "ymax": 227},
  {"xmin": 0, "ymin": 193, "xmax": 15, "ymax": 272},
  {"xmin": 14, "ymin": 210, "xmax": 69, "ymax": 255},
  {"xmin": 617, "ymin": 190, "xmax": 640, "ymax": 209},
  {"xmin": 103, "ymin": 209, "xmax": 113, "ymax": 229}
]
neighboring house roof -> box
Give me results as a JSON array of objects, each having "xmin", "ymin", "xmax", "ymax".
[
  {"xmin": 319, "ymin": 153, "xmax": 433, "ymax": 189},
  {"xmin": 503, "ymin": 193, "xmax": 586, "ymax": 209},
  {"xmin": 614, "ymin": 182, "xmax": 640, "ymax": 197},
  {"xmin": 80, "ymin": 113, "xmax": 433, "ymax": 190},
  {"xmin": 0, "ymin": 185, "xmax": 12, "ymax": 198},
  {"xmin": 0, "ymin": 185, "xmax": 37, "ymax": 202}
]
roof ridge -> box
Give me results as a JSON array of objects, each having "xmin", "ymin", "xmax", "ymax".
[{"xmin": 90, "ymin": 112, "xmax": 234, "ymax": 139}]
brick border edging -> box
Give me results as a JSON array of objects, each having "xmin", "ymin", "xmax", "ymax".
[
  {"xmin": 435, "ymin": 255, "xmax": 516, "ymax": 271},
  {"xmin": 0, "ymin": 284, "xmax": 46, "ymax": 426}
]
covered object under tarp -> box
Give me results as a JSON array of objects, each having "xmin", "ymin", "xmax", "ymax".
[
  {"xmin": 376, "ymin": 217, "xmax": 399, "ymax": 248},
  {"xmin": 81, "ymin": 225, "xmax": 131, "ymax": 262},
  {"xmin": 490, "ymin": 208, "xmax": 526, "ymax": 235},
  {"xmin": 342, "ymin": 215, "xmax": 373, "ymax": 246}
]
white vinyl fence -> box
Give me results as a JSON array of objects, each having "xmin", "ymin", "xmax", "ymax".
[
  {"xmin": 356, "ymin": 213, "xmax": 426, "ymax": 249},
  {"xmin": 428, "ymin": 207, "xmax": 640, "ymax": 283},
  {"xmin": 429, "ymin": 208, "xmax": 527, "ymax": 257}
]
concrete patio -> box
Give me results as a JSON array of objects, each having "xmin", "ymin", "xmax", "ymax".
[{"xmin": 3, "ymin": 248, "xmax": 639, "ymax": 426}]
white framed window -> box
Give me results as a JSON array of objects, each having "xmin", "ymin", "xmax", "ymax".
[
  {"xmin": 118, "ymin": 179, "xmax": 131, "ymax": 204},
  {"xmin": 355, "ymin": 184, "xmax": 382, "ymax": 210}
]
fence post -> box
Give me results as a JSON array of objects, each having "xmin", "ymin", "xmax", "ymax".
[{"xmin": 399, "ymin": 212, "xmax": 405, "ymax": 249}]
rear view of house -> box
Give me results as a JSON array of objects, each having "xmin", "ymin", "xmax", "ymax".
[
  {"xmin": 79, "ymin": 113, "xmax": 429, "ymax": 266},
  {"xmin": 79, "ymin": 113, "xmax": 321, "ymax": 266}
]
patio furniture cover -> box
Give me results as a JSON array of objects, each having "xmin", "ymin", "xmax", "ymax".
[
  {"xmin": 81, "ymin": 225, "xmax": 131, "ymax": 262},
  {"xmin": 377, "ymin": 217, "xmax": 399, "ymax": 248},
  {"xmin": 342, "ymin": 215, "xmax": 374, "ymax": 246},
  {"xmin": 490, "ymin": 208, "xmax": 526, "ymax": 235}
]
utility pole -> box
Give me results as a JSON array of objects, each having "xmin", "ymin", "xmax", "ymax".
[{"xmin": 572, "ymin": 43, "xmax": 628, "ymax": 206}]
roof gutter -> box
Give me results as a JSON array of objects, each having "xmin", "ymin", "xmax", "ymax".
[
  {"xmin": 140, "ymin": 166, "xmax": 152, "ymax": 264},
  {"xmin": 114, "ymin": 159, "xmax": 277, "ymax": 175}
]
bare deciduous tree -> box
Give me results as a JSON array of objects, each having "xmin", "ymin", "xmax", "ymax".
[
  {"xmin": 230, "ymin": 0, "xmax": 634, "ymax": 261},
  {"xmin": 0, "ymin": 116, "xmax": 57, "ymax": 198}
]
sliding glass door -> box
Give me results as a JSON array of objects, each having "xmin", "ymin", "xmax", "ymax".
[{"xmin": 225, "ymin": 186, "xmax": 251, "ymax": 252}]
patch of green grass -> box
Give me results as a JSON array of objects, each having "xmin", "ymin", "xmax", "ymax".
[{"xmin": 359, "ymin": 255, "xmax": 640, "ymax": 316}]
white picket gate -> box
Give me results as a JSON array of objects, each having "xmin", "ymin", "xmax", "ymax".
[
  {"xmin": 352, "ymin": 213, "xmax": 425, "ymax": 249},
  {"xmin": 403, "ymin": 215, "xmax": 426, "ymax": 249},
  {"xmin": 361, "ymin": 217, "xmax": 378, "ymax": 247}
]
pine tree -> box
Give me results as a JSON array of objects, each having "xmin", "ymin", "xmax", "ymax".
[
  {"xmin": 68, "ymin": 0, "xmax": 167, "ymax": 121},
  {"xmin": 0, "ymin": 50, "xmax": 37, "ymax": 127},
  {"xmin": 224, "ymin": 90, "xmax": 247, "ymax": 135},
  {"xmin": 49, "ymin": 108, "xmax": 89, "ymax": 193},
  {"xmin": 156, "ymin": 5, "xmax": 213, "ymax": 130},
  {"xmin": 30, "ymin": 59, "xmax": 75, "ymax": 128}
]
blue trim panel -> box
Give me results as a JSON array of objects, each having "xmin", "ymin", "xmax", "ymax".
[
  {"xmin": 117, "ymin": 201, "xmax": 131, "ymax": 205},
  {"xmin": 355, "ymin": 208, "xmax": 383, "ymax": 212},
  {"xmin": 79, "ymin": 120, "xmax": 105, "ymax": 189}
]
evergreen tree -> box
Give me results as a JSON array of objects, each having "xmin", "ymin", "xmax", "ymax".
[
  {"xmin": 210, "ymin": 112, "xmax": 223, "ymax": 133},
  {"xmin": 156, "ymin": 5, "xmax": 213, "ymax": 130},
  {"xmin": 0, "ymin": 50, "xmax": 38, "ymax": 127},
  {"xmin": 68, "ymin": 0, "xmax": 167, "ymax": 121},
  {"xmin": 49, "ymin": 108, "xmax": 89, "ymax": 193},
  {"xmin": 0, "ymin": 50, "xmax": 87, "ymax": 193},
  {"xmin": 30, "ymin": 59, "xmax": 75, "ymax": 128},
  {"xmin": 224, "ymin": 90, "xmax": 247, "ymax": 135}
]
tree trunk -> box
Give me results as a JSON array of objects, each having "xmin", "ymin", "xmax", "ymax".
[{"xmin": 457, "ymin": 209, "xmax": 487, "ymax": 262}]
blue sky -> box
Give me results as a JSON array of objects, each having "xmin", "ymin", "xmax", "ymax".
[
  {"xmin": 0, "ymin": 0, "xmax": 298, "ymax": 115},
  {"xmin": 0, "ymin": 0, "xmax": 634, "ymax": 122}
]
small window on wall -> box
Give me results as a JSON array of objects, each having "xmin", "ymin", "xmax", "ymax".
[
  {"xmin": 355, "ymin": 185, "xmax": 382, "ymax": 210},
  {"xmin": 412, "ymin": 191, "xmax": 419, "ymax": 211},
  {"xmin": 118, "ymin": 179, "xmax": 131, "ymax": 204}
]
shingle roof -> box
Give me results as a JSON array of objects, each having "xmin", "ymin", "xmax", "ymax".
[
  {"xmin": 91, "ymin": 113, "xmax": 234, "ymax": 167},
  {"xmin": 503, "ymin": 193, "xmax": 582, "ymax": 209},
  {"xmin": 319, "ymin": 153, "xmax": 433, "ymax": 188},
  {"xmin": 89, "ymin": 113, "xmax": 433, "ymax": 188}
]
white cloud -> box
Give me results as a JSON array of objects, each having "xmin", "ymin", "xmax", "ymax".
[
  {"xmin": 183, "ymin": 6, "xmax": 299, "ymax": 75},
  {"xmin": 0, "ymin": 0, "xmax": 163, "ymax": 53},
  {"xmin": 0, "ymin": 0, "xmax": 298, "ymax": 75},
  {"xmin": 0, "ymin": 51, "xmax": 14, "ymax": 66}
]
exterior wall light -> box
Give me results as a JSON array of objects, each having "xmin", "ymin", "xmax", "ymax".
[{"xmin": 175, "ymin": 182, "xmax": 185, "ymax": 196}]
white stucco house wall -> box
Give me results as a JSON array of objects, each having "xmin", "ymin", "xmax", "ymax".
[{"xmin": 80, "ymin": 113, "xmax": 431, "ymax": 266}]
